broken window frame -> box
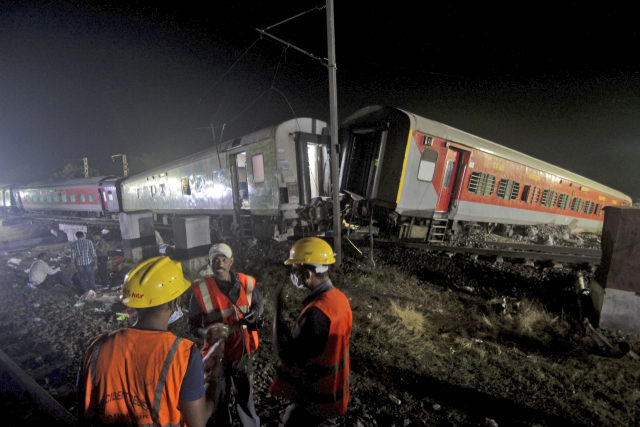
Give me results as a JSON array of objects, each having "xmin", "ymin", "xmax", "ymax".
[
  {"xmin": 181, "ymin": 178, "xmax": 191, "ymax": 196},
  {"xmin": 194, "ymin": 175, "xmax": 206, "ymax": 193}
]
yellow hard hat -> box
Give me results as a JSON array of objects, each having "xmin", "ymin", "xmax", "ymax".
[
  {"xmin": 284, "ymin": 237, "xmax": 336, "ymax": 265},
  {"xmin": 121, "ymin": 257, "xmax": 191, "ymax": 308}
]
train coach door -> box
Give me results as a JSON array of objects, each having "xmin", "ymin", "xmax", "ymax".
[
  {"xmin": 435, "ymin": 148, "xmax": 462, "ymax": 213},
  {"xmin": 229, "ymin": 152, "xmax": 250, "ymax": 211}
]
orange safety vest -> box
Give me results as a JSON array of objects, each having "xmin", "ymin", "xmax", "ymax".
[
  {"xmin": 270, "ymin": 287, "xmax": 352, "ymax": 418},
  {"xmin": 80, "ymin": 328, "xmax": 195, "ymax": 427},
  {"xmin": 191, "ymin": 273, "xmax": 259, "ymax": 361}
]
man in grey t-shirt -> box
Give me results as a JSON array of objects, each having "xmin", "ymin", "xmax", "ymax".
[{"xmin": 92, "ymin": 232, "xmax": 109, "ymax": 286}]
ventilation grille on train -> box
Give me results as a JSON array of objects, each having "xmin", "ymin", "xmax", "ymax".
[{"xmin": 467, "ymin": 171, "xmax": 496, "ymax": 196}]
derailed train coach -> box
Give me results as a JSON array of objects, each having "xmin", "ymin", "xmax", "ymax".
[
  {"xmin": 121, "ymin": 117, "xmax": 332, "ymax": 241},
  {"xmin": 339, "ymin": 106, "xmax": 631, "ymax": 241},
  {"xmin": 19, "ymin": 177, "xmax": 116, "ymax": 216}
]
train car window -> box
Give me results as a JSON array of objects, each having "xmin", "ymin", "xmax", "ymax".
[
  {"xmin": 583, "ymin": 200, "xmax": 595, "ymax": 215},
  {"xmin": 39, "ymin": 195, "xmax": 44, "ymax": 203},
  {"xmin": 442, "ymin": 160, "xmax": 455, "ymax": 189},
  {"xmin": 541, "ymin": 189, "xmax": 559, "ymax": 207},
  {"xmin": 25, "ymin": 195, "xmax": 31, "ymax": 202},
  {"xmin": 79, "ymin": 194, "xmax": 86, "ymax": 203},
  {"xmin": 557, "ymin": 193, "xmax": 572, "ymax": 210},
  {"xmin": 88, "ymin": 194, "xmax": 95, "ymax": 202},
  {"xmin": 108, "ymin": 191, "xmax": 114, "ymax": 200},
  {"xmin": 497, "ymin": 179, "xmax": 521, "ymax": 200},
  {"xmin": 151, "ymin": 185, "xmax": 157, "ymax": 197},
  {"xmin": 181, "ymin": 178, "xmax": 191, "ymax": 195},
  {"xmin": 417, "ymin": 149, "xmax": 438, "ymax": 182},
  {"xmin": 467, "ymin": 171, "xmax": 496, "ymax": 196},
  {"xmin": 46, "ymin": 195, "xmax": 52, "ymax": 203},
  {"xmin": 521, "ymin": 185, "xmax": 541, "ymax": 204},
  {"xmin": 54, "ymin": 195, "xmax": 59, "ymax": 203},
  {"xmin": 62, "ymin": 195, "xmax": 67, "ymax": 202},
  {"xmin": 137, "ymin": 188, "xmax": 143, "ymax": 199},
  {"xmin": 194, "ymin": 175, "xmax": 206, "ymax": 193},
  {"xmin": 70, "ymin": 194, "xmax": 76, "ymax": 202},
  {"xmin": 570, "ymin": 197, "xmax": 584, "ymax": 212},
  {"xmin": 594, "ymin": 203, "xmax": 604, "ymax": 216},
  {"xmin": 252, "ymin": 154, "xmax": 265, "ymax": 183}
]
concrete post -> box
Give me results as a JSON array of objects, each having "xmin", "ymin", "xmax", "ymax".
[
  {"xmin": 118, "ymin": 210, "xmax": 158, "ymax": 263},
  {"xmin": 592, "ymin": 207, "xmax": 640, "ymax": 334},
  {"xmin": 173, "ymin": 216, "xmax": 211, "ymax": 274}
]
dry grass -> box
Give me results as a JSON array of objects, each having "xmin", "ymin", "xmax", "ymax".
[
  {"xmin": 516, "ymin": 300, "xmax": 556, "ymax": 334},
  {"xmin": 389, "ymin": 300, "xmax": 425, "ymax": 336}
]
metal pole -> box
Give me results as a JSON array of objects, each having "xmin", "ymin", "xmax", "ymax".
[{"xmin": 326, "ymin": 0, "xmax": 341, "ymax": 266}]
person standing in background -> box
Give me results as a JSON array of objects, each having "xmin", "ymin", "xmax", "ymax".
[{"xmin": 92, "ymin": 231, "xmax": 109, "ymax": 287}]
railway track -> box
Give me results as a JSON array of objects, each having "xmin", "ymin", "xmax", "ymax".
[
  {"xmin": 9, "ymin": 214, "xmax": 602, "ymax": 264},
  {"xmin": 343, "ymin": 234, "xmax": 602, "ymax": 264},
  {"xmin": 6, "ymin": 213, "xmax": 173, "ymax": 231},
  {"xmin": 399, "ymin": 241, "xmax": 602, "ymax": 264}
]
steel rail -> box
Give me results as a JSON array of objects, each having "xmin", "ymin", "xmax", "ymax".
[{"xmin": 398, "ymin": 242, "xmax": 601, "ymax": 264}]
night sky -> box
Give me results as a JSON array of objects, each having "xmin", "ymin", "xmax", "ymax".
[{"xmin": 1, "ymin": 1, "xmax": 639, "ymax": 199}]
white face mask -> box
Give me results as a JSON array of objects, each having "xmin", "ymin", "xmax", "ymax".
[
  {"xmin": 168, "ymin": 306, "xmax": 183, "ymax": 324},
  {"xmin": 290, "ymin": 273, "xmax": 306, "ymax": 290}
]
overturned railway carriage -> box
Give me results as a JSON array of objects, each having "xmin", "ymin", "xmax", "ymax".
[
  {"xmin": 340, "ymin": 106, "xmax": 631, "ymax": 240},
  {"xmin": 20, "ymin": 177, "xmax": 116, "ymax": 216},
  {"xmin": 121, "ymin": 118, "xmax": 331, "ymax": 241}
]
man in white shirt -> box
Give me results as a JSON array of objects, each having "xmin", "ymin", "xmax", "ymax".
[{"xmin": 29, "ymin": 252, "xmax": 72, "ymax": 287}]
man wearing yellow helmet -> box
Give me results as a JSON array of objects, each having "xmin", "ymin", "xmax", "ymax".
[
  {"xmin": 78, "ymin": 257, "xmax": 223, "ymax": 427},
  {"xmin": 270, "ymin": 237, "xmax": 353, "ymax": 427}
]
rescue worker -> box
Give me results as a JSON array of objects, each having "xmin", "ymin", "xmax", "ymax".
[
  {"xmin": 270, "ymin": 237, "xmax": 353, "ymax": 426},
  {"xmin": 188, "ymin": 243, "xmax": 262, "ymax": 427},
  {"xmin": 78, "ymin": 257, "xmax": 223, "ymax": 427}
]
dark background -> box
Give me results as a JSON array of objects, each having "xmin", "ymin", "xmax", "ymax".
[{"xmin": 1, "ymin": 1, "xmax": 638, "ymax": 199}]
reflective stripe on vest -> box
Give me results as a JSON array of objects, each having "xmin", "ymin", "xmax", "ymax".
[
  {"xmin": 270, "ymin": 288, "xmax": 352, "ymax": 418},
  {"xmin": 191, "ymin": 274, "xmax": 258, "ymax": 360},
  {"xmin": 82, "ymin": 329, "xmax": 193, "ymax": 427}
]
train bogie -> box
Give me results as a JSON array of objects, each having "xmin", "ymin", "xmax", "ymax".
[{"xmin": 340, "ymin": 106, "xmax": 631, "ymax": 240}]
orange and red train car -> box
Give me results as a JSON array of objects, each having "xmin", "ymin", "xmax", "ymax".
[{"xmin": 339, "ymin": 106, "xmax": 631, "ymax": 240}]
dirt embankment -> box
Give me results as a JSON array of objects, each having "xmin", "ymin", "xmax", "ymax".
[{"xmin": 1, "ymin": 221, "xmax": 639, "ymax": 426}]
